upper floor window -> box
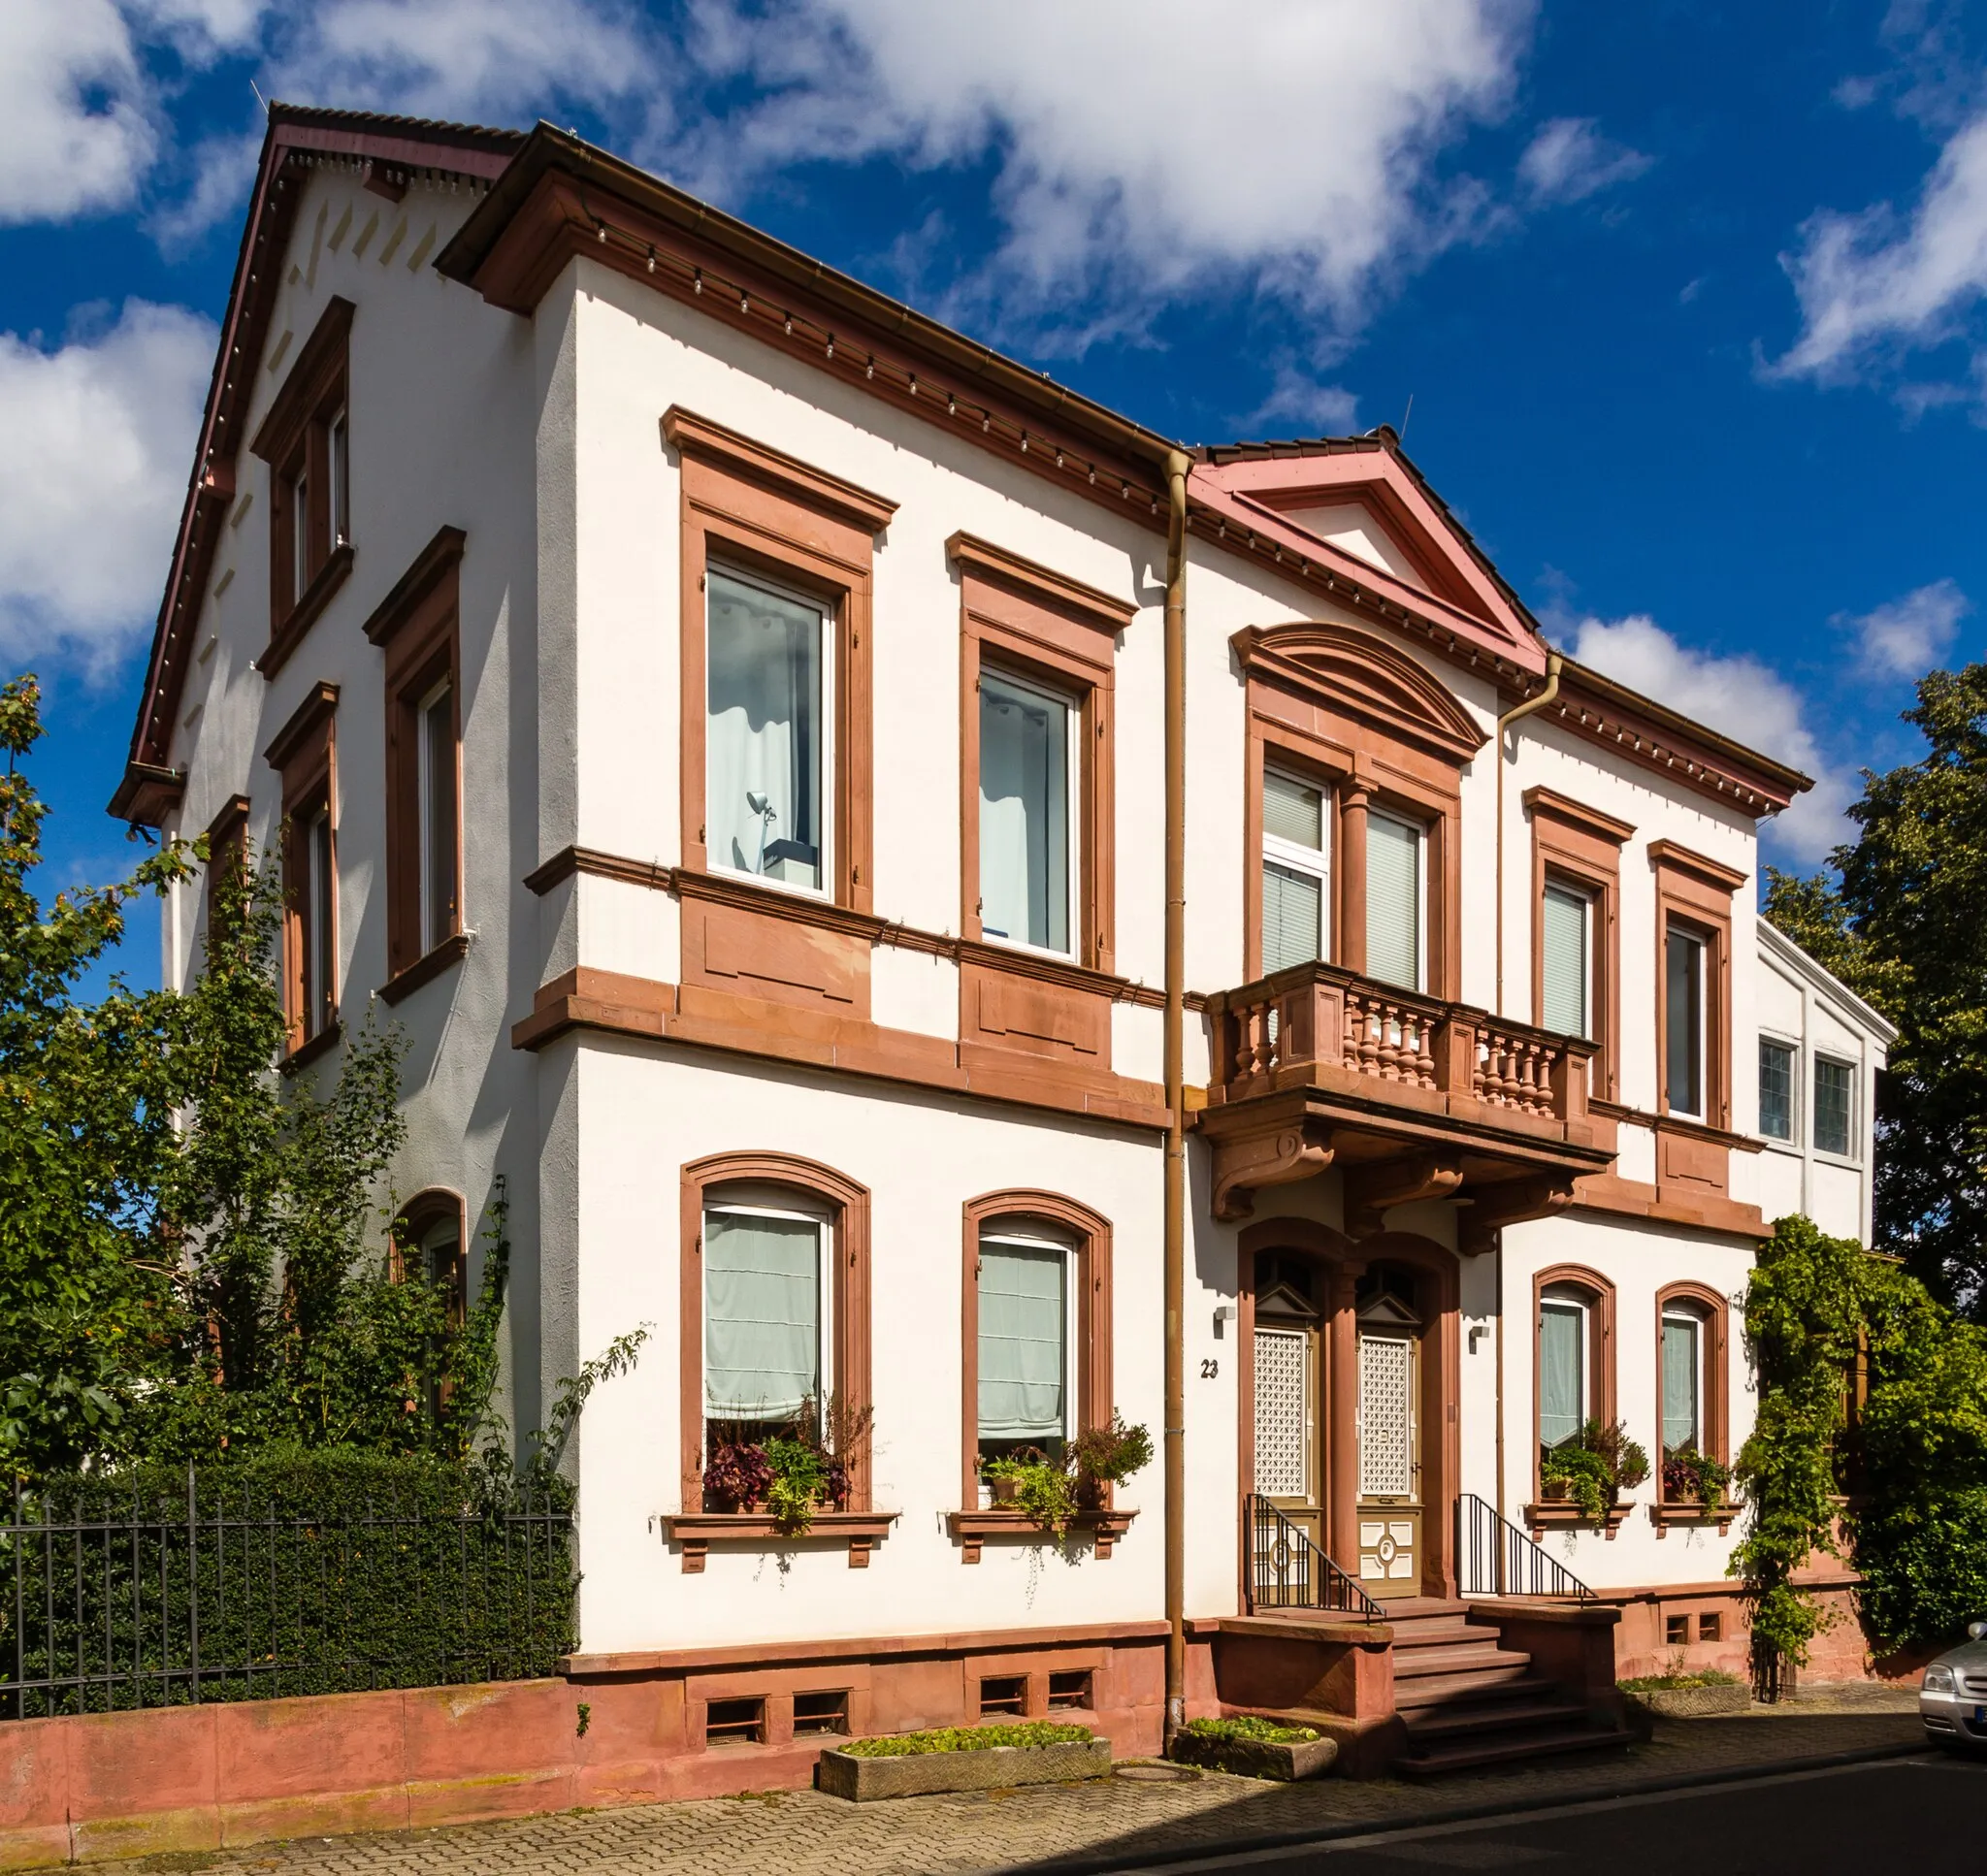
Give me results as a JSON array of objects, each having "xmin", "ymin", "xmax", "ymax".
[
  {"xmin": 1814, "ymin": 1055, "xmax": 1856, "ymax": 1157},
  {"xmin": 707, "ymin": 566, "xmax": 830, "ymax": 893},
  {"xmin": 416, "ymin": 677, "xmax": 456, "ymax": 953},
  {"xmin": 1541, "ymin": 881, "xmax": 1592, "ymax": 1038},
  {"xmin": 1759, "ymin": 1037, "xmax": 1796, "ymax": 1142},
  {"xmin": 1365, "ymin": 809, "xmax": 1426, "ymax": 992},
  {"xmin": 1665, "ymin": 924, "xmax": 1708, "ymax": 1119},
  {"xmin": 250, "ymin": 298, "xmax": 356, "ymax": 671},
  {"xmin": 262, "ymin": 680, "xmax": 340, "ymax": 1057},
  {"xmin": 979, "ymin": 668, "xmax": 1076, "ymax": 955},
  {"xmin": 1262, "ymin": 766, "xmax": 1329, "ymax": 973}
]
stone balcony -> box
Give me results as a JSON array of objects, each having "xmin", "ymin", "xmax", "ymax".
[{"xmin": 1198, "ymin": 962, "xmax": 1615, "ymax": 1241}]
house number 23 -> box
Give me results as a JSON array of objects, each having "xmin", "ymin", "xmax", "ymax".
[{"xmin": 1200, "ymin": 1358, "xmax": 1219, "ymax": 1378}]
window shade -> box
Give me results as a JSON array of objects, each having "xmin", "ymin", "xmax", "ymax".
[
  {"xmin": 706, "ymin": 569, "xmax": 825, "ymax": 889},
  {"xmin": 1262, "ymin": 862, "xmax": 1323, "ymax": 974},
  {"xmin": 703, "ymin": 1210, "xmax": 821, "ymax": 1419},
  {"xmin": 1538, "ymin": 1301, "xmax": 1583, "ymax": 1448},
  {"xmin": 980, "ymin": 671, "xmax": 1071, "ymax": 954},
  {"xmin": 1541, "ymin": 884, "xmax": 1589, "ymax": 1038},
  {"xmin": 977, "ymin": 1241, "xmax": 1067, "ymax": 1439},
  {"xmin": 1365, "ymin": 812, "xmax": 1422, "ymax": 990},
  {"xmin": 1758, "ymin": 1039, "xmax": 1794, "ymax": 1142},
  {"xmin": 1263, "ymin": 769, "xmax": 1323, "ymax": 850},
  {"xmin": 1662, "ymin": 1314, "xmax": 1700, "ymax": 1454},
  {"xmin": 1813, "ymin": 1057, "xmax": 1854, "ymax": 1156}
]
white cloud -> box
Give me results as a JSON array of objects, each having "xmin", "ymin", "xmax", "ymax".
[
  {"xmin": 1568, "ymin": 613, "xmax": 1852, "ymax": 863},
  {"xmin": 1516, "ymin": 116, "xmax": 1652, "ymax": 206},
  {"xmin": 1841, "ymin": 576, "xmax": 1971, "ymax": 677},
  {"xmin": 0, "ymin": 301, "xmax": 217, "ymax": 672},
  {"xmin": 0, "ymin": 1, "xmax": 158, "ymax": 225},
  {"xmin": 668, "ymin": 0, "xmax": 1534, "ymax": 340},
  {"xmin": 1770, "ymin": 103, "xmax": 1987, "ymax": 397},
  {"xmin": 1238, "ymin": 359, "xmax": 1360, "ymax": 437}
]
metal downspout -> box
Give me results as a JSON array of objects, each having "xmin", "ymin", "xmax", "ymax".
[
  {"xmin": 1490, "ymin": 650, "xmax": 1562, "ymax": 1526},
  {"xmin": 1162, "ymin": 448, "xmax": 1190, "ymax": 1745}
]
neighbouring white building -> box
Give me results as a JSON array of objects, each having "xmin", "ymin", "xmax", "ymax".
[{"xmin": 114, "ymin": 106, "xmax": 1893, "ymax": 1783}]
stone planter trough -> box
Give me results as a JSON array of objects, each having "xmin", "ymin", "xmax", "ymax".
[
  {"xmin": 1621, "ymin": 1682, "xmax": 1750, "ymax": 1723},
  {"xmin": 1167, "ymin": 1729, "xmax": 1340, "ymax": 1782},
  {"xmin": 817, "ymin": 1737, "xmax": 1113, "ymax": 1800}
]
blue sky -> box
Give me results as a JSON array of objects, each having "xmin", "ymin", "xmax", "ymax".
[{"xmin": 7, "ymin": 0, "xmax": 1987, "ymax": 988}]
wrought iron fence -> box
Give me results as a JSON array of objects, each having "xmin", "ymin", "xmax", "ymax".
[
  {"xmin": 1454, "ymin": 1492, "xmax": 1594, "ymax": 1601},
  {"xmin": 0, "ymin": 1465, "xmax": 574, "ymax": 1719},
  {"xmin": 1245, "ymin": 1495, "xmax": 1382, "ymax": 1620}
]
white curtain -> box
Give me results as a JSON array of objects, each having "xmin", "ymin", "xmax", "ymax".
[
  {"xmin": 1538, "ymin": 1301, "xmax": 1583, "ymax": 1448},
  {"xmin": 706, "ymin": 570, "xmax": 823, "ymax": 889},
  {"xmin": 979, "ymin": 672, "xmax": 1069, "ymax": 952},
  {"xmin": 1365, "ymin": 812, "xmax": 1421, "ymax": 990},
  {"xmin": 1662, "ymin": 1315, "xmax": 1700, "ymax": 1453},
  {"xmin": 1542, "ymin": 884, "xmax": 1589, "ymax": 1037},
  {"xmin": 978, "ymin": 1241, "xmax": 1067, "ymax": 1439},
  {"xmin": 703, "ymin": 1209, "xmax": 821, "ymax": 1419}
]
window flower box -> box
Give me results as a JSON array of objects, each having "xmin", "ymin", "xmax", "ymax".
[
  {"xmin": 948, "ymin": 1507, "xmax": 1136, "ymax": 1564},
  {"xmin": 664, "ymin": 1509, "xmax": 897, "ymax": 1572}
]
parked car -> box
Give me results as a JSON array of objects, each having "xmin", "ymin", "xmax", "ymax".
[{"xmin": 1921, "ymin": 1621, "xmax": 1987, "ymax": 1748}]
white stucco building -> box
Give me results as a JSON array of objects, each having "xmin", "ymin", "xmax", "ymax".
[{"xmin": 114, "ymin": 106, "xmax": 1893, "ymax": 1783}]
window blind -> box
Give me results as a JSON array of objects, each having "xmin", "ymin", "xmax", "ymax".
[
  {"xmin": 1758, "ymin": 1039, "xmax": 1795, "ymax": 1142},
  {"xmin": 1541, "ymin": 884, "xmax": 1589, "ymax": 1038},
  {"xmin": 1538, "ymin": 1301, "xmax": 1583, "ymax": 1448},
  {"xmin": 703, "ymin": 1209, "xmax": 821, "ymax": 1420},
  {"xmin": 980, "ymin": 671, "xmax": 1072, "ymax": 954},
  {"xmin": 1365, "ymin": 812, "xmax": 1422, "ymax": 990},
  {"xmin": 1662, "ymin": 1314, "xmax": 1700, "ymax": 1454},
  {"xmin": 1262, "ymin": 863, "xmax": 1323, "ymax": 974},
  {"xmin": 1263, "ymin": 769, "xmax": 1323, "ymax": 849},
  {"xmin": 977, "ymin": 1241, "xmax": 1067, "ymax": 1439},
  {"xmin": 706, "ymin": 569, "xmax": 825, "ymax": 889}
]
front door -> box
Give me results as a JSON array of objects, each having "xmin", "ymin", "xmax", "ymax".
[
  {"xmin": 1354, "ymin": 1298, "xmax": 1422, "ymax": 1597},
  {"xmin": 1252, "ymin": 1277, "xmax": 1325, "ymax": 1602}
]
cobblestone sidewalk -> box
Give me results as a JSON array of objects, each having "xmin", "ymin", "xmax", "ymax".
[{"xmin": 141, "ymin": 1694, "xmax": 1926, "ymax": 1876}]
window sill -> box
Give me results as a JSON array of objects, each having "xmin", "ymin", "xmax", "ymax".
[
  {"xmin": 279, "ymin": 1019, "xmax": 342, "ymax": 1074},
  {"xmin": 259, "ymin": 542, "xmax": 354, "ymax": 681},
  {"xmin": 1523, "ymin": 1500, "xmax": 1633, "ymax": 1539},
  {"xmin": 948, "ymin": 1507, "xmax": 1136, "ymax": 1564},
  {"xmin": 378, "ymin": 930, "xmax": 471, "ymax": 1006},
  {"xmin": 1650, "ymin": 1500, "xmax": 1744, "ymax": 1536},
  {"xmin": 663, "ymin": 1509, "xmax": 896, "ymax": 1572}
]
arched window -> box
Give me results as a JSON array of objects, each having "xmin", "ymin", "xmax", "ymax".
[
  {"xmin": 680, "ymin": 1152, "xmax": 871, "ymax": 1512},
  {"xmin": 961, "ymin": 1192, "xmax": 1112, "ymax": 1508},
  {"xmin": 1655, "ymin": 1281, "xmax": 1730, "ymax": 1493},
  {"xmin": 1531, "ymin": 1265, "xmax": 1615, "ymax": 1504},
  {"xmin": 394, "ymin": 1189, "xmax": 467, "ymax": 1329}
]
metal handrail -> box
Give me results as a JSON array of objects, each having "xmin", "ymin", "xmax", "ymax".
[
  {"xmin": 1454, "ymin": 1491, "xmax": 1595, "ymax": 1601},
  {"xmin": 1245, "ymin": 1495, "xmax": 1382, "ymax": 1621}
]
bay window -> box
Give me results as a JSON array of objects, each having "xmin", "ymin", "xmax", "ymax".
[
  {"xmin": 706, "ymin": 566, "xmax": 829, "ymax": 893},
  {"xmin": 1261, "ymin": 766, "xmax": 1329, "ymax": 974},
  {"xmin": 978, "ymin": 668, "xmax": 1076, "ymax": 955},
  {"xmin": 1365, "ymin": 809, "xmax": 1425, "ymax": 991}
]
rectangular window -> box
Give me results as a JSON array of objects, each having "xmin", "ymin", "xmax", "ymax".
[
  {"xmin": 1666, "ymin": 1614, "xmax": 1689, "ymax": 1646},
  {"xmin": 1365, "ymin": 810, "xmax": 1424, "ymax": 991},
  {"xmin": 329, "ymin": 408, "xmax": 349, "ymax": 548},
  {"xmin": 1538, "ymin": 1298, "xmax": 1584, "ymax": 1449},
  {"xmin": 977, "ymin": 1233, "xmax": 1072, "ymax": 1445},
  {"xmin": 978, "ymin": 668, "xmax": 1076, "ymax": 954},
  {"xmin": 1758, "ymin": 1038, "xmax": 1796, "ymax": 1142},
  {"xmin": 303, "ymin": 803, "xmax": 334, "ymax": 1037},
  {"xmin": 416, "ymin": 677, "xmax": 456, "ymax": 954},
  {"xmin": 1814, "ymin": 1056, "xmax": 1855, "ymax": 1156},
  {"xmin": 1665, "ymin": 926, "xmax": 1706, "ymax": 1118},
  {"xmin": 702, "ymin": 1203, "xmax": 827, "ymax": 1426},
  {"xmin": 1699, "ymin": 1612, "xmax": 1722, "ymax": 1642},
  {"xmin": 1262, "ymin": 766, "xmax": 1328, "ymax": 974},
  {"xmin": 706, "ymin": 566, "xmax": 829, "ymax": 892},
  {"xmin": 291, "ymin": 469, "xmax": 311, "ymax": 604},
  {"xmin": 1541, "ymin": 882, "xmax": 1591, "ymax": 1038},
  {"xmin": 1662, "ymin": 1312, "xmax": 1702, "ymax": 1455}
]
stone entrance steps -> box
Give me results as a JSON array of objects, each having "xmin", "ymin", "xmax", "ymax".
[{"xmin": 1385, "ymin": 1598, "xmax": 1632, "ymax": 1776}]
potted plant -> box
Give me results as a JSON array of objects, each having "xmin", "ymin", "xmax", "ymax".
[
  {"xmin": 1540, "ymin": 1418, "xmax": 1650, "ymax": 1521},
  {"xmin": 1662, "ymin": 1446, "xmax": 1730, "ymax": 1508},
  {"xmin": 982, "ymin": 1455, "xmax": 1025, "ymax": 1504},
  {"xmin": 1009, "ymin": 1452, "xmax": 1078, "ymax": 1536},
  {"xmin": 701, "ymin": 1439, "xmax": 772, "ymax": 1512},
  {"xmin": 1067, "ymin": 1414, "xmax": 1155, "ymax": 1508}
]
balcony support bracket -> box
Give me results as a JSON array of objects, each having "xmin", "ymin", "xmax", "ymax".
[
  {"xmin": 1457, "ymin": 1174, "xmax": 1575, "ymax": 1257},
  {"xmin": 1345, "ymin": 1152, "xmax": 1466, "ymax": 1237},
  {"xmin": 1207, "ymin": 1103, "xmax": 1335, "ymax": 1221}
]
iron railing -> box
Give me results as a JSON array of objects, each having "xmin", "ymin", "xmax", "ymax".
[
  {"xmin": 0, "ymin": 1467, "xmax": 574, "ymax": 1719},
  {"xmin": 1454, "ymin": 1492, "xmax": 1594, "ymax": 1601},
  {"xmin": 1245, "ymin": 1495, "xmax": 1382, "ymax": 1620}
]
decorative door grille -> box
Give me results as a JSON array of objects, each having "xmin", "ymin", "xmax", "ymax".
[
  {"xmin": 1357, "ymin": 1333, "xmax": 1414, "ymax": 1498},
  {"xmin": 1254, "ymin": 1327, "xmax": 1309, "ymax": 1498}
]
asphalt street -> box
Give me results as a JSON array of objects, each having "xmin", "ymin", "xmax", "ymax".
[{"xmin": 1131, "ymin": 1752, "xmax": 1981, "ymax": 1873}]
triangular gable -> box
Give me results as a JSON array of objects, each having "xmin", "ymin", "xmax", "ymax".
[{"xmin": 1191, "ymin": 436, "xmax": 1547, "ymax": 676}]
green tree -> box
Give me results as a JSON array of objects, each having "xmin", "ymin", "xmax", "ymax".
[
  {"xmin": 1764, "ymin": 663, "xmax": 1987, "ymax": 1312},
  {"xmin": 0, "ymin": 678, "xmax": 195, "ymax": 1481}
]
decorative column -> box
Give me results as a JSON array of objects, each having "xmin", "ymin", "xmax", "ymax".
[
  {"xmin": 1338, "ymin": 783, "xmax": 1370, "ymax": 978},
  {"xmin": 1327, "ymin": 1260, "xmax": 1367, "ymax": 1569}
]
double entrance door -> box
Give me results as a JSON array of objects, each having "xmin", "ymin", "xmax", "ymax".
[{"xmin": 1254, "ymin": 1278, "xmax": 1423, "ymax": 1598}]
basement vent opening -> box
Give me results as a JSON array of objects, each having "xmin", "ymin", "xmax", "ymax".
[
  {"xmin": 1047, "ymin": 1669, "xmax": 1093, "ymax": 1711},
  {"xmin": 794, "ymin": 1689, "xmax": 850, "ymax": 1735},
  {"xmin": 705, "ymin": 1697, "xmax": 765, "ymax": 1745},
  {"xmin": 978, "ymin": 1674, "xmax": 1027, "ymax": 1718}
]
